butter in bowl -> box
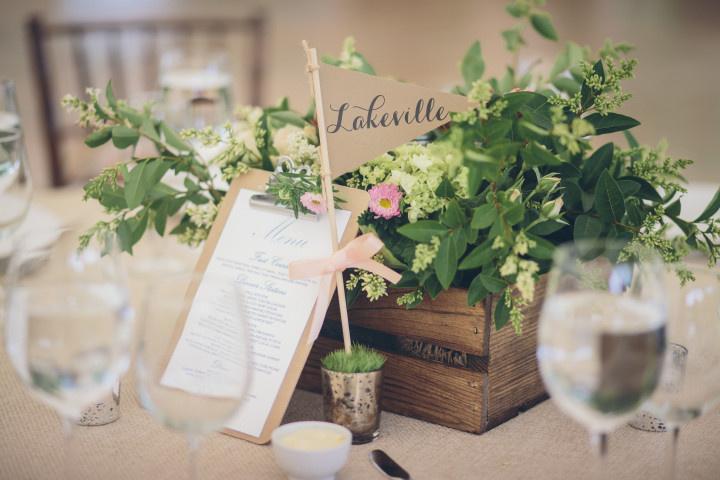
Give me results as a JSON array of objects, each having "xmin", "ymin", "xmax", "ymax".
[{"xmin": 271, "ymin": 421, "xmax": 352, "ymax": 480}]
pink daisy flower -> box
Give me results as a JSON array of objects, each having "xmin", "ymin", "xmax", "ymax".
[
  {"xmin": 300, "ymin": 192, "xmax": 326, "ymax": 214},
  {"xmin": 368, "ymin": 183, "xmax": 403, "ymax": 219}
]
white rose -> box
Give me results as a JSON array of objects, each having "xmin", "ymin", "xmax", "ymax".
[{"xmin": 273, "ymin": 125, "xmax": 304, "ymax": 156}]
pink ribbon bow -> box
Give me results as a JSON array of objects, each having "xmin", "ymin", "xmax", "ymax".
[{"xmin": 288, "ymin": 233, "xmax": 402, "ymax": 343}]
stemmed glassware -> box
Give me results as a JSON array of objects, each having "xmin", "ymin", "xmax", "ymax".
[
  {"xmin": 0, "ymin": 79, "xmax": 32, "ymax": 243},
  {"xmin": 3, "ymin": 226, "xmax": 134, "ymax": 477},
  {"xmin": 641, "ymin": 261, "xmax": 720, "ymax": 479},
  {"xmin": 135, "ymin": 272, "xmax": 250, "ymax": 480},
  {"xmin": 537, "ymin": 239, "xmax": 668, "ymax": 474},
  {"xmin": 158, "ymin": 47, "xmax": 233, "ymax": 130}
]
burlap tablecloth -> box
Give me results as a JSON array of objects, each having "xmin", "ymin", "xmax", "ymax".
[{"xmin": 1, "ymin": 188, "xmax": 719, "ymax": 480}]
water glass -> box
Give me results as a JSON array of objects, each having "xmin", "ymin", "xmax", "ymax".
[
  {"xmin": 0, "ymin": 79, "xmax": 32, "ymax": 242},
  {"xmin": 136, "ymin": 272, "xmax": 250, "ymax": 480},
  {"xmin": 537, "ymin": 239, "xmax": 667, "ymax": 471},
  {"xmin": 3, "ymin": 226, "xmax": 133, "ymax": 476},
  {"xmin": 642, "ymin": 263, "xmax": 720, "ymax": 478}
]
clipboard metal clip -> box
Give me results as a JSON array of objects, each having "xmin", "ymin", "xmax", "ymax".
[{"xmin": 249, "ymin": 156, "xmax": 320, "ymax": 220}]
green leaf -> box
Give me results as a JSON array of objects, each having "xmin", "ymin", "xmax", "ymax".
[
  {"xmin": 494, "ymin": 291, "xmax": 511, "ymax": 330},
  {"xmin": 461, "ymin": 41, "xmax": 485, "ymax": 87},
  {"xmin": 435, "ymin": 178, "xmax": 456, "ymax": 199},
  {"xmin": 693, "ymin": 187, "xmax": 720, "ymax": 222},
  {"xmin": 130, "ymin": 211, "xmax": 149, "ymax": 246},
  {"xmin": 424, "ymin": 275, "xmax": 443, "ymax": 300},
  {"xmin": 97, "ymin": 185, "xmax": 126, "ymax": 210},
  {"xmin": 581, "ymin": 143, "xmax": 613, "ymax": 189},
  {"xmin": 552, "ymin": 76, "xmax": 581, "ymax": 95},
  {"xmin": 458, "ymin": 239, "xmax": 494, "ymax": 270},
  {"xmin": 595, "ymin": 170, "xmax": 626, "ymax": 222},
  {"xmin": 527, "ymin": 234, "xmax": 555, "ymax": 260},
  {"xmin": 585, "ymin": 113, "xmax": 640, "ymax": 135},
  {"xmin": 530, "ymin": 13, "xmax": 558, "ymax": 41},
  {"xmin": 562, "ymin": 180, "xmax": 583, "ymax": 210},
  {"xmin": 619, "ymin": 176, "xmax": 663, "ymax": 203},
  {"xmin": 434, "ymin": 236, "xmax": 459, "ymax": 290},
  {"xmin": 269, "ymin": 110, "xmax": 307, "ymax": 128},
  {"xmin": 618, "ymin": 179, "xmax": 640, "ymax": 197},
  {"xmin": 471, "ymin": 204, "xmax": 496, "ymax": 229},
  {"xmin": 504, "ymin": 203, "xmax": 525, "ymax": 226},
  {"xmin": 154, "ymin": 202, "xmax": 168, "ymax": 236},
  {"xmin": 111, "ymin": 125, "xmax": 139, "ymax": 149},
  {"xmin": 84, "ymin": 127, "xmax": 112, "ymax": 148},
  {"xmin": 506, "ymin": 2, "xmax": 529, "ymax": 17},
  {"xmin": 523, "ymin": 141, "xmax": 564, "ymax": 167},
  {"xmin": 529, "ymin": 220, "xmax": 566, "ymax": 235},
  {"xmin": 626, "ymin": 201, "xmax": 644, "ymax": 225},
  {"xmin": 140, "ymin": 118, "xmax": 161, "ymax": 143},
  {"xmin": 116, "ymin": 106, "xmax": 144, "ymax": 127},
  {"xmin": 116, "ymin": 220, "xmax": 133, "ymax": 253},
  {"xmin": 123, "ymin": 162, "xmax": 148, "ymax": 209},
  {"xmin": 144, "ymin": 160, "xmax": 171, "ymax": 188},
  {"xmin": 441, "ymin": 200, "xmax": 465, "ymax": 228},
  {"xmin": 106, "ymin": 80, "xmax": 117, "ymax": 109},
  {"xmin": 467, "ymin": 274, "xmax": 490, "ymax": 306},
  {"xmin": 666, "ymin": 199, "xmax": 681, "ymax": 218},
  {"xmin": 502, "ymin": 28, "xmax": 525, "ymax": 52},
  {"xmin": 466, "ymin": 150, "xmax": 500, "ymax": 183},
  {"xmin": 160, "ymin": 122, "xmax": 191, "ymax": 152},
  {"xmin": 483, "ymin": 119, "xmax": 513, "ymax": 139},
  {"xmin": 397, "ymin": 221, "xmax": 448, "ymax": 243},
  {"xmin": 480, "ymin": 274, "xmax": 505, "ymax": 293},
  {"xmin": 574, "ymin": 214, "xmax": 603, "ymax": 240}
]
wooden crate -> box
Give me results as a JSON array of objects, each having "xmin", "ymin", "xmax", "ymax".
[{"xmin": 297, "ymin": 277, "xmax": 547, "ymax": 434}]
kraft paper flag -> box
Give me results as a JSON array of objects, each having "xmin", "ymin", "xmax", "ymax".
[{"xmin": 315, "ymin": 63, "xmax": 474, "ymax": 177}]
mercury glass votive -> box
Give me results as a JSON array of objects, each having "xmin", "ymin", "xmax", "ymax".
[
  {"xmin": 321, "ymin": 367, "xmax": 383, "ymax": 444},
  {"xmin": 76, "ymin": 381, "xmax": 121, "ymax": 426}
]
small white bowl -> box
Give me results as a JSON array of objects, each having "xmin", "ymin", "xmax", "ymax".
[{"xmin": 271, "ymin": 421, "xmax": 352, "ymax": 480}]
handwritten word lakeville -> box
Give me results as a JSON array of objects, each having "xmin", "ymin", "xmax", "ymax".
[{"xmin": 326, "ymin": 94, "xmax": 449, "ymax": 134}]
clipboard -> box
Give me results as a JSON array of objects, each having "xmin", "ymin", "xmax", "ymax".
[{"xmin": 169, "ymin": 167, "xmax": 368, "ymax": 444}]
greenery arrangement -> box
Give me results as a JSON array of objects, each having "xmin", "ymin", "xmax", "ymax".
[
  {"xmin": 321, "ymin": 344, "xmax": 386, "ymax": 373},
  {"xmin": 64, "ymin": 0, "xmax": 720, "ymax": 334}
]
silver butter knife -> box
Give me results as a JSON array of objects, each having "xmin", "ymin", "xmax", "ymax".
[{"xmin": 370, "ymin": 449, "xmax": 412, "ymax": 479}]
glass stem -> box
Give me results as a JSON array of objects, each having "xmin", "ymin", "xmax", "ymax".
[
  {"xmin": 590, "ymin": 431, "xmax": 608, "ymax": 480},
  {"xmin": 187, "ymin": 433, "xmax": 202, "ymax": 480},
  {"xmin": 669, "ymin": 426, "xmax": 680, "ymax": 480},
  {"xmin": 61, "ymin": 416, "xmax": 75, "ymax": 480}
]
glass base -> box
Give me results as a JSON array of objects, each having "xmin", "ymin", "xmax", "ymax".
[{"xmin": 352, "ymin": 430, "xmax": 380, "ymax": 445}]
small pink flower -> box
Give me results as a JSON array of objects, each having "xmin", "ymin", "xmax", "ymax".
[
  {"xmin": 300, "ymin": 192, "xmax": 326, "ymax": 214},
  {"xmin": 368, "ymin": 183, "xmax": 403, "ymax": 219}
]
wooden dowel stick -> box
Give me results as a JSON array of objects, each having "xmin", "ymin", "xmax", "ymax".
[{"xmin": 303, "ymin": 41, "xmax": 352, "ymax": 353}]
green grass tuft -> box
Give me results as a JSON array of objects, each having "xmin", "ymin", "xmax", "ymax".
[{"xmin": 320, "ymin": 343, "xmax": 386, "ymax": 373}]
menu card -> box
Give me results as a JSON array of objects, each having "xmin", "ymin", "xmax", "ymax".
[{"xmin": 161, "ymin": 187, "xmax": 350, "ymax": 439}]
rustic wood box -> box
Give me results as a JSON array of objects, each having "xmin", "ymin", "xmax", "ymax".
[{"xmin": 297, "ymin": 277, "xmax": 547, "ymax": 434}]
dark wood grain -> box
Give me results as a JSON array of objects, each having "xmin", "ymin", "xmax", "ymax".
[
  {"xmin": 327, "ymin": 287, "xmax": 487, "ymax": 355},
  {"xmin": 298, "ymin": 277, "xmax": 548, "ymax": 434}
]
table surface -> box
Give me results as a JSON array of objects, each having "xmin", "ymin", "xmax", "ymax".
[{"xmin": 2, "ymin": 186, "xmax": 720, "ymax": 480}]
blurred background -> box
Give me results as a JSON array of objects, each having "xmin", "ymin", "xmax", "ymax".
[{"xmin": 1, "ymin": 0, "xmax": 718, "ymax": 187}]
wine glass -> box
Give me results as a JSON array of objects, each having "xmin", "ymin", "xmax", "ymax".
[
  {"xmin": 641, "ymin": 262, "xmax": 720, "ymax": 479},
  {"xmin": 0, "ymin": 79, "xmax": 32, "ymax": 242},
  {"xmin": 136, "ymin": 272, "xmax": 250, "ymax": 480},
  {"xmin": 158, "ymin": 47, "xmax": 233, "ymax": 130},
  {"xmin": 537, "ymin": 239, "xmax": 667, "ymax": 474},
  {"xmin": 3, "ymin": 226, "xmax": 133, "ymax": 477}
]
